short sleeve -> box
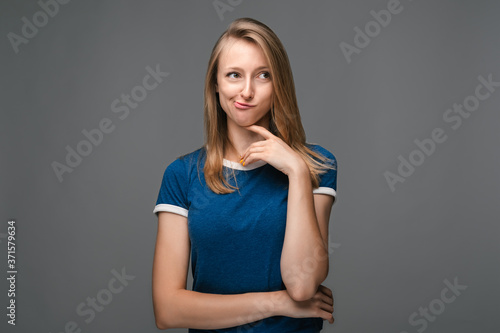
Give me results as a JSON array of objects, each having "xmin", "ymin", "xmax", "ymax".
[
  {"xmin": 153, "ymin": 158, "xmax": 189, "ymax": 218},
  {"xmin": 311, "ymin": 145, "xmax": 338, "ymax": 202}
]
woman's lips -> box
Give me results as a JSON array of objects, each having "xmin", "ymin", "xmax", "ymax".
[{"xmin": 234, "ymin": 101, "xmax": 255, "ymax": 110}]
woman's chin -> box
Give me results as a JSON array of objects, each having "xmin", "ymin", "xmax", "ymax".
[
  {"xmin": 228, "ymin": 113, "xmax": 269, "ymax": 129},
  {"xmin": 232, "ymin": 118, "xmax": 256, "ymax": 128}
]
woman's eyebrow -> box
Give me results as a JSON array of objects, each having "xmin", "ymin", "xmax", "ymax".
[{"xmin": 224, "ymin": 66, "xmax": 270, "ymax": 71}]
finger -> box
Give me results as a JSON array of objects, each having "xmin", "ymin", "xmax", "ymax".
[
  {"xmin": 318, "ymin": 305, "xmax": 334, "ymax": 324},
  {"xmin": 249, "ymin": 140, "xmax": 267, "ymax": 147},
  {"xmin": 241, "ymin": 142, "xmax": 267, "ymax": 160},
  {"xmin": 244, "ymin": 124, "xmax": 274, "ymax": 140},
  {"xmin": 319, "ymin": 285, "xmax": 333, "ymax": 297},
  {"xmin": 320, "ymin": 292, "xmax": 333, "ymax": 306},
  {"xmin": 318, "ymin": 295, "xmax": 334, "ymax": 312},
  {"xmin": 317, "ymin": 285, "xmax": 330, "ymax": 297},
  {"xmin": 325, "ymin": 302, "xmax": 334, "ymax": 314},
  {"xmin": 320, "ymin": 310, "xmax": 334, "ymax": 324},
  {"xmin": 241, "ymin": 146, "xmax": 267, "ymax": 164},
  {"xmin": 318, "ymin": 287, "xmax": 334, "ymax": 308},
  {"xmin": 242, "ymin": 151, "xmax": 265, "ymax": 166}
]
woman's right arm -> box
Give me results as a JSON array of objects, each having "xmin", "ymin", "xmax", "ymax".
[{"xmin": 152, "ymin": 212, "xmax": 334, "ymax": 330}]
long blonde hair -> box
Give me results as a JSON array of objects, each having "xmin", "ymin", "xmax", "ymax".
[{"xmin": 202, "ymin": 17, "xmax": 335, "ymax": 194}]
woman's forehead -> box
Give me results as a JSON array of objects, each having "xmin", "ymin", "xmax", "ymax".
[{"xmin": 218, "ymin": 38, "xmax": 269, "ymax": 69}]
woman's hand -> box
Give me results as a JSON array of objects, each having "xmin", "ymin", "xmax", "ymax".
[
  {"xmin": 272, "ymin": 285, "xmax": 335, "ymax": 324},
  {"xmin": 239, "ymin": 125, "xmax": 308, "ymax": 177}
]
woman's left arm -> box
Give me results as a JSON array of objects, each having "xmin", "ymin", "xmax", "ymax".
[
  {"xmin": 239, "ymin": 125, "xmax": 335, "ymax": 302},
  {"xmin": 281, "ymin": 165, "xmax": 334, "ymax": 302}
]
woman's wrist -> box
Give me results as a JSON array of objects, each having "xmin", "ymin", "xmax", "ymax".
[
  {"xmin": 287, "ymin": 159, "xmax": 309, "ymax": 181},
  {"xmin": 267, "ymin": 290, "xmax": 289, "ymax": 317}
]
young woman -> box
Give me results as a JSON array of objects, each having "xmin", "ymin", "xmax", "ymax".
[{"xmin": 152, "ymin": 18, "xmax": 338, "ymax": 332}]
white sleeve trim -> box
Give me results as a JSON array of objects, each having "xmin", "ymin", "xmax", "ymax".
[
  {"xmin": 313, "ymin": 187, "xmax": 337, "ymax": 197},
  {"xmin": 153, "ymin": 204, "xmax": 188, "ymax": 217}
]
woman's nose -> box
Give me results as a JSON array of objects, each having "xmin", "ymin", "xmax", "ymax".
[{"xmin": 240, "ymin": 79, "xmax": 254, "ymax": 100}]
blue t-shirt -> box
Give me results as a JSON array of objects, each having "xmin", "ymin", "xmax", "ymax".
[{"xmin": 153, "ymin": 143, "xmax": 337, "ymax": 333}]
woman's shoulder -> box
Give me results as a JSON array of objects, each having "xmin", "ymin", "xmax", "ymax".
[
  {"xmin": 305, "ymin": 142, "xmax": 337, "ymax": 162},
  {"xmin": 164, "ymin": 146, "xmax": 206, "ymax": 174},
  {"xmin": 177, "ymin": 145, "xmax": 206, "ymax": 163}
]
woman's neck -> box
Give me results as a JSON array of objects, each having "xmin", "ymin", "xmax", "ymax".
[{"xmin": 224, "ymin": 117, "xmax": 270, "ymax": 162}]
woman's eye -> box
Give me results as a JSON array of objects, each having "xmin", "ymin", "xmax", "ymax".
[
  {"xmin": 227, "ymin": 72, "xmax": 239, "ymax": 79},
  {"xmin": 258, "ymin": 72, "xmax": 270, "ymax": 79}
]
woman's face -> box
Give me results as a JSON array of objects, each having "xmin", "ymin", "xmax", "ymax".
[{"xmin": 216, "ymin": 38, "xmax": 273, "ymax": 129}]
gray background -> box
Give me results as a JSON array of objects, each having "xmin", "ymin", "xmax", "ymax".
[{"xmin": 1, "ymin": 0, "xmax": 499, "ymax": 332}]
